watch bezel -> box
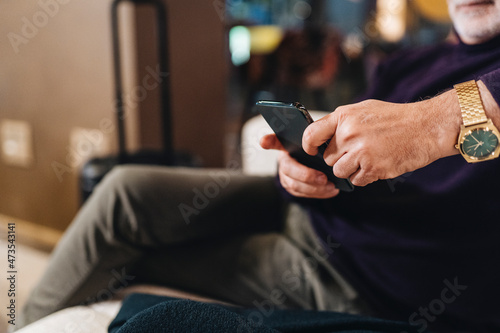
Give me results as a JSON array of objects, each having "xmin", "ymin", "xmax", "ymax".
[{"xmin": 456, "ymin": 119, "xmax": 500, "ymax": 163}]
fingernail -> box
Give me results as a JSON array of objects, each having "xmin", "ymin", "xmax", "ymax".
[
  {"xmin": 326, "ymin": 183, "xmax": 336, "ymax": 191},
  {"xmin": 316, "ymin": 174, "xmax": 327, "ymax": 184}
]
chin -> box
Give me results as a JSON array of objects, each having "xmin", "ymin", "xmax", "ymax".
[
  {"xmin": 449, "ymin": 0, "xmax": 500, "ymax": 43},
  {"xmin": 453, "ymin": 14, "xmax": 500, "ymax": 44}
]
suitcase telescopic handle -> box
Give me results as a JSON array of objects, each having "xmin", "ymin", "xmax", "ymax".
[{"xmin": 111, "ymin": 0, "xmax": 172, "ymax": 163}]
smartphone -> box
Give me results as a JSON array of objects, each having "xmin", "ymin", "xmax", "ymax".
[{"xmin": 255, "ymin": 101, "xmax": 354, "ymax": 192}]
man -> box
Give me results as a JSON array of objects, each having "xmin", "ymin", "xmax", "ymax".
[
  {"xmin": 262, "ymin": 0, "xmax": 500, "ymax": 330},
  {"xmin": 19, "ymin": 0, "xmax": 500, "ymax": 331}
]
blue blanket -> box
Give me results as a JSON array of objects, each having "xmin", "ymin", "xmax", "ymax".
[{"xmin": 108, "ymin": 293, "xmax": 423, "ymax": 333}]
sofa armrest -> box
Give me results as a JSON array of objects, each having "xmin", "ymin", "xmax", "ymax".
[{"xmin": 241, "ymin": 111, "xmax": 330, "ymax": 175}]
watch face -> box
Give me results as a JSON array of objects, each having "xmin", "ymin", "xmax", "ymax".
[{"xmin": 462, "ymin": 128, "xmax": 500, "ymax": 159}]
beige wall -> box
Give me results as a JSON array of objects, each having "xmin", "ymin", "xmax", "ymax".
[{"xmin": 0, "ymin": 0, "xmax": 227, "ymax": 231}]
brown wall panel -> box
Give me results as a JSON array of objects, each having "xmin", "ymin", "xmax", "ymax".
[
  {"xmin": 135, "ymin": 1, "xmax": 227, "ymax": 167},
  {"xmin": 0, "ymin": 0, "xmax": 227, "ymax": 231}
]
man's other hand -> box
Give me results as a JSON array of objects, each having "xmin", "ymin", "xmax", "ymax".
[{"xmin": 260, "ymin": 134, "xmax": 340, "ymax": 199}]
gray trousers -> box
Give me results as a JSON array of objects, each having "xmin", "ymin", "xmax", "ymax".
[{"xmin": 19, "ymin": 166, "xmax": 370, "ymax": 328}]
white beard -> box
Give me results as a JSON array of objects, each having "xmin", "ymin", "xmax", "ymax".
[{"xmin": 448, "ymin": 0, "xmax": 500, "ymax": 43}]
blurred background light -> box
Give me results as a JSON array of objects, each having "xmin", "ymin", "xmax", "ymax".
[
  {"xmin": 413, "ymin": 0, "xmax": 450, "ymax": 23},
  {"xmin": 229, "ymin": 25, "xmax": 251, "ymax": 66},
  {"xmin": 293, "ymin": 1, "xmax": 312, "ymax": 20},
  {"xmin": 248, "ymin": 25, "xmax": 283, "ymax": 55},
  {"xmin": 376, "ymin": 0, "xmax": 407, "ymax": 43},
  {"xmin": 230, "ymin": 25, "xmax": 284, "ymax": 66}
]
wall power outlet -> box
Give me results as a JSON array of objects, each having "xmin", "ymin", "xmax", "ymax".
[{"xmin": 0, "ymin": 120, "xmax": 34, "ymax": 168}]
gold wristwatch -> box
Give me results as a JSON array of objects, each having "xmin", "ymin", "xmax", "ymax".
[{"xmin": 454, "ymin": 80, "xmax": 500, "ymax": 163}]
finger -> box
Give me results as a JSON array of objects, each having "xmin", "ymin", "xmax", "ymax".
[
  {"xmin": 349, "ymin": 168, "xmax": 375, "ymax": 187},
  {"xmin": 332, "ymin": 153, "xmax": 359, "ymax": 179},
  {"xmin": 278, "ymin": 153, "xmax": 328, "ymax": 185},
  {"xmin": 322, "ymin": 137, "xmax": 343, "ymax": 167},
  {"xmin": 278, "ymin": 153, "xmax": 339, "ymax": 198},
  {"xmin": 279, "ymin": 171, "xmax": 339, "ymax": 199},
  {"xmin": 260, "ymin": 134, "xmax": 285, "ymax": 151},
  {"xmin": 302, "ymin": 113, "xmax": 339, "ymax": 156}
]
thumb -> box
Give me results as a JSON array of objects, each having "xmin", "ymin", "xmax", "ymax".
[{"xmin": 260, "ymin": 134, "xmax": 285, "ymax": 151}]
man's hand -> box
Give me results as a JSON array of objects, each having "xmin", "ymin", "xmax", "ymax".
[
  {"xmin": 302, "ymin": 91, "xmax": 463, "ymax": 187},
  {"xmin": 260, "ymin": 80, "xmax": 499, "ymax": 190},
  {"xmin": 260, "ymin": 134, "xmax": 340, "ymax": 199}
]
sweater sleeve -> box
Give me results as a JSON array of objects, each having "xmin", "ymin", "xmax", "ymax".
[{"xmin": 480, "ymin": 68, "xmax": 500, "ymax": 108}]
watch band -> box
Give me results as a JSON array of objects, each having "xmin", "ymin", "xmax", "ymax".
[{"xmin": 454, "ymin": 80, "xmax": 488, "ymax": 127}]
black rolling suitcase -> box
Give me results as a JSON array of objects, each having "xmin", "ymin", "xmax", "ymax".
[{"xmin": 80, "ymin": 0, "xmax": 201, "ymax": 203}]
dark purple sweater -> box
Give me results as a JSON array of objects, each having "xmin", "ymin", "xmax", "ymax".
[{"xmin": 296, "ymin": 35, "xmax": 500, "ymax": 332}]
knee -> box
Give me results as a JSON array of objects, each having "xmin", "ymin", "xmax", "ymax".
[
  {"xmin": 87, "ymin": 166, "xmax": 153, "ymax": 241},
  {"xmin": 89, "ymin": 165, "xmax": 152, "ymax": 205},
  {"xmin": 98, "ymin": 165, "xmax": 145, "ymax": 192}
]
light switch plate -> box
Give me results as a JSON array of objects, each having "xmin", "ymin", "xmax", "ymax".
[{"xmin": 0, "ymin": 120, "xmax": 34, "ymax": 168}]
